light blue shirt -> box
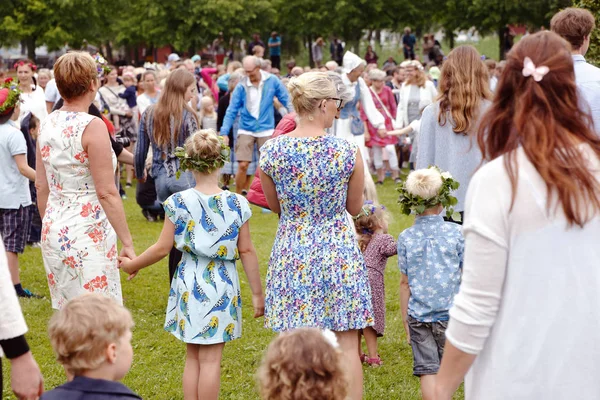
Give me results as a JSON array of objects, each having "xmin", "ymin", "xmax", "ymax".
[
  {"xmin": 398, "ymin": 215, "xmax": 464, "ymax": 322},
  {"xmin": 0, "ymin": 121, "xmax": 31, "ymax": 209},
  {"xmin": 573, "ymin": 54, "xmax": 600, "ymax": 135}
]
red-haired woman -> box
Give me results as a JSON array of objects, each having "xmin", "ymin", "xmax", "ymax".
[{"xmin": 435, "ymin": 31, "xmax": 600, "ymax": 399}]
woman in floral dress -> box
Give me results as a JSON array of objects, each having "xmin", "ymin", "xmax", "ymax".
[
  {"xmin": 36, "ymin": 52, "xmax": 134, "ymax": 309},
  {"xmin": 260, "ymin": 72, "xmax": 373, "ymax": 400}
]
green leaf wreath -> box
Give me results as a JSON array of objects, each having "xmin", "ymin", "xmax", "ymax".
[
  {"xmin": 397, "ymin": 166, "xmax": 462, "ymax": 222},
  {"xmin": 174, "ymin": 137, "xmax": 230, "ymax": 179},
  {"xmin": 0, "ymin": 78, "xmax": 22, "ymax": 115}
]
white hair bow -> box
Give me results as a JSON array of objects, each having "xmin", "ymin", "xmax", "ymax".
[{"xmin": 522, "ymin": 57, "xmax": 549, "ymax": 82}]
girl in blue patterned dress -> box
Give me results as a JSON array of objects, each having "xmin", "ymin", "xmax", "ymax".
[
  {"xmin": 259, "ymin": 72, "xmax": 374, "ymax": 400},
  {"xmin": 120, "ymin": 129, "xmax": 264, "ymax": 400}
]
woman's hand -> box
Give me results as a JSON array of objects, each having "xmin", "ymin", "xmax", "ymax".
[
  {"xmin": 252, "ymin": 293, "xmax": 265, "ymax": 318},
  {"xmin": 377, "ymin": 129, "xmax": 387, "ymax": 138},
  {"xmin": 120, "ymin": 245, "xmax": 136, "ymax": 260},
  {"xmin": 118, "ymin": 256, "xmax": 139, "ymax": 280}
]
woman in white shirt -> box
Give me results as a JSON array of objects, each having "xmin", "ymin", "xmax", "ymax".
[
  {"xmin": 395, "ymin": 60, "xmax": 437, "ymax": 166},
  {"xmin": 435, "ymin": 31, "xmax": 600, "ymax": 400},
  {"xmin": 15, "ymin": 60, "xmax": 47, "ymax": 123},
  {"xmin": 137, "ymin": 70, "xmax": 160, "ymax": 116}
]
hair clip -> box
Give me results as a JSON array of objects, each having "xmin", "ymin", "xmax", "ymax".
[
  {"xmin": 321, "ymin": 329, "xmax": 339, "ymax": 349},
  {"xmin": 522, "ymin": 57, "xmax": 549, "ymax": 82}
]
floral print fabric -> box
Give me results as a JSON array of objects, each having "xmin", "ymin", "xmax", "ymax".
[
  {"xmin": 38, "ymin": 111, "xmax": 121, "ymax": 309},
  {"xmin": 163, "ymin": 189, "xmax": 251, "ymax": 344},
  {"xmin": 259, "ymin": 136, "xmax": 374, "ymax": 332}
]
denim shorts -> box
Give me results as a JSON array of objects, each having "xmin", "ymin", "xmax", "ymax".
[{"xmin": 407, "ymin": 315, "xmax": 448, "ymax": 376}]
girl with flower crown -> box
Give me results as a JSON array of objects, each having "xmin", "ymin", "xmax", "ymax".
[
  {"xmin": 15, "ymin": 59, "xmax": 47, "ymax": 123},
  {"xmin": 120, "ymin": 129, "xmax": 264, "ymax": 400},
  {"xmin": 353, "ymin": 201, "xmax": 397, "ymax": 367}
]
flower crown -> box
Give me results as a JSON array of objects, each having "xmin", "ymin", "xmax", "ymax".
[
  {"xmin": 352, "ymin": 200, "xmax": 386, "ymax": 220},
  {"xmin": 93, "ymin": 54, "xmax": 111, "ymax": 76},
  {"xmin": 13, "ymin": 61, "xmax": 37, "ymax": 72},
  {"xmin": 0, "ymin": 78, "xmax": 22, "ymax": 116},
  {"xmin": 174, "ymin": 137, "xmax": 230, "ymax": 178},
  {"xmin": 397, "ymin": 166, "xmax": 461, "ymax": 222}
]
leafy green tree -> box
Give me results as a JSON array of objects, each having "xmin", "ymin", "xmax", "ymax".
[{"xmin": 577, "ymin": 0, "xmax": 600, "ymax": 65}]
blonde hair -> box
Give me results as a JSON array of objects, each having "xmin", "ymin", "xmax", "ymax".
[
  {"xmin": 183, "ymin": 129, "xmax": 224, "ymax": 173},
  {"xmin": 405, "ymin": 168, "xmax": 443, "ymax": 200},
  {"xmin": 258, "ymin": 328, "xmax": 348, "ymax": 400},
  {"xmin": 152, "ymin": 68, "xmax": 198, "ymax": 146},
  {"xmin": 368, "ymin": 68, "xmax": 387, "ymax": 81},
  {"xmin": 37, "ymin": 68, "xmax": 52, "ymax": 80},
  {"xmin": 53, "ymin": 51, "xmax": 98, "ymax": 100},
  {"xmin": 199, "ymin": 96, "xmax": 216, "ymax": 119},
  {"xmin": 48, "ymin": 293, "xmax": 134, "ymax": 376},
  {"xmin": 438, "ymin": 45, "xmax": 492, "ymax": 135},
  {"xmin": 354, "ymin": 203, "xmax": 389, "ymax": 252},
  {"xmin": 227, "ymin": 61, "xmax": 242, "ymax": 74},
  {"xmin": 287, "ymin": 72, "xmax": 336, "ymax": 116},
  {"xmin": 406, "ymin": 63, "xmax": 427, "ymax": 88}
]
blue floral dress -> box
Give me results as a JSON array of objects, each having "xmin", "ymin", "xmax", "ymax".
[
  {"xmin": 163, "ymin": 189, "xmax": 251, "ymax": 344},
  {"xmin": 259, "ymin": 135, "xmax": 374, "ymax": 332}
]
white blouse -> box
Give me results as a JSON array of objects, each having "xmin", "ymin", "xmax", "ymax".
[
  {"xmin": 0, "ymin": 239, "xmax": 28, "ymax": 354},
  {"xmin": 19, "ymin": 85, "xmax": 47, "ymax": 123},
  {"xmin": 446, "ymin": 144, "xmax": 600, "ymax": 399}
]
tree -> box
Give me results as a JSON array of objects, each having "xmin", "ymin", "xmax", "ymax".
[{"xmin": 577, "ymin": 0, "xmax": 600, "ymax": 66}]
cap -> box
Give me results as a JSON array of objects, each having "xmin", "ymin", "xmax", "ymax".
[
  {"xmin": 429, "ymin": 66, "xmax": 441, "ymax": 80},
  {"xmin": 191, "ymin": 55, "xmax": 201, "ymax": 62},
  {"xmin": 167, "ymin": 53, "xmax": 180, "ymax": 63}
]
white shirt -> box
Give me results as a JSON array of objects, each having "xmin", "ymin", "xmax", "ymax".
[
  {"xmin": 0, "ymin": 121, "xmax": 32, "ymax": 209},
  {"xmin": 19, "ymin": 84, "xmax": 48, "ymax": 123},
  {"xmin": 572, "ymin": 54, "xmax": 600, "ymax": 136},
  {"xmin": 44, "ymin": 79, "xmax": 61, "ymax": 105},
  {"xmin": 446, "ymin": 144, "xmax": 600, "ymax": 399},
  {"xmin": 238, "ymin": 71, "xmax": 273, "ymax": 138}
]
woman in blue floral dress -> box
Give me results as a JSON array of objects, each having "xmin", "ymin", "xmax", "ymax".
[{"xmin": 259, "ymin": 72, "xmax": 373, "ymax": 400}]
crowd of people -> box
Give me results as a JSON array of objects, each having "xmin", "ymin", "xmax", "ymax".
[{"xmin": 1, "ymin": 7, "xmax": 600, "ymax": 400}]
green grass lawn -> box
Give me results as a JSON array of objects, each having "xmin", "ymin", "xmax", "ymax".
[{"xmin": 2, "ymin": 180, "xmax": 464, "ymax": 399}]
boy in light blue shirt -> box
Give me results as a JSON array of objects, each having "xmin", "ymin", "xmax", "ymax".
[{"xmin": 397, "ymin": 166, "xmax": 464, "ymax": 399}]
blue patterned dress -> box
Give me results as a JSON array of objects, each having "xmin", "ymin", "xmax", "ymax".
[
  {"xmin": 259, "ymin": 135, "xmax": 374, "ymax": 332},
  {"xmin": 163, "ymin": 189, "xmax": 251, "ymax": 344}
]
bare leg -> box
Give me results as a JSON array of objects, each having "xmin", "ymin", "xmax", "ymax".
[
  {"xmin": 420, "ymin": 374, "xmax": 436, "ymax": 400},
  {"xmin": 363, "ymin": 327, "xmax": 379, "ymax": 358},
  {"xmin": 6, "ymin": 251, "xmax": 20, "ymax": 285},
  {"xmin": 335, "ymin": 330, "xmax": 363, "ymax": 400},
  {"xmin": 235, "ymin": 161, "xmax": 249, "ymax": 194},
  {"xmin": 183, "ymin": 344, "xmax": 200, "ymax": 400},
  {"xmin": 125, "ymin": 144, "xmax": 134, "ymax": 185},
  {"xmin": 197, "ymin": 343, "xmax": 225, "ymax": 400},
  {"xmin": 376, "ymin": 168, "xmax": 385, "ymax": 183}
]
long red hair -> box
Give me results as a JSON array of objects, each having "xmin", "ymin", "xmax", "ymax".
[{"xmin": 478, "ymin": 31, "xmax": 600, "ymax": 227}]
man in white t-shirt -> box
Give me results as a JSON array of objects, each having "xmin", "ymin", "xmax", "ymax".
[{"xmin": 45, "ymin": 78, "xmax": 61, "ymax": 114}]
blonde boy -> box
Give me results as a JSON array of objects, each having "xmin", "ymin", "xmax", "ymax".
[
  {"xmin": 41, "ymin": 293, "xmax": 140, "ymax": 400},
  {"xmin": 397, "ymin": 167, "xmax": 464, "ymax": 400}
]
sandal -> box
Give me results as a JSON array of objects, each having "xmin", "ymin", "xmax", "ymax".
[
  {"xmin": 366, "ymin": 355, "xmax": 383, "ymax": 367},
  {"xmin": 376, "ymin": 180, "xmax": 384, "ymax": 185},
  {"xmin": 360, "ymin": 353, "xmax": 368, "ymax": 363}
]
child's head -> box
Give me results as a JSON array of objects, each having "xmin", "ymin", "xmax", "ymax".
[
  {"xmin": 28, "ymin": 114, "xmax": 40, "ymax": 139},
  {"xmin": 258, "ymin": 328, "xmax": 347, "ymax": 400},
  {"xmin": 48, "ymin": 293, "xmax": 134, "ymax": 380},
  {"xmin": 122, "ymin": 73, "xmax": 136, "ymax": 87},
  {"xmin": 200, "ymin": 96, "xmax": 214, "ymax": 112},
  {"xmin": 177, "ymin": 129, "xmax": 229, "ymax": 176},
  {"xmin": 353, "ymin": 201, "xmax": 389, "ymax": 252},
  {"xmin": 398, "ymin": 166, "xmax": 460, "ymax": 220}
]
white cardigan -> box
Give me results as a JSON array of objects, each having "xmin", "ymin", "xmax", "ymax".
[
  {"xmin": 0, "ymin": 239, "xmax": 28, "ymax": 354},
  {"xmin": 394, "ymin": 80, "xmax": 437, "ymax": 129}
]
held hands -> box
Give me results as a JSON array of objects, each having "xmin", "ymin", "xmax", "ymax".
[
  {"xmin": 10, "ymin": 351, "xmax": 43, "ymax": 400},
  {"xmin": 377, "ymin": 128, "xmax": 387, "ymax": 138},
  {"xmin": 252, "ymin": 293, "xmax": 265, "ymax": 318},
  {"xmin": 118, "ymin": 255, "xmax": 139, "ymax": 281}
]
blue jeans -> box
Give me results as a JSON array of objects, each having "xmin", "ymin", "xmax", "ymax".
[{"xmin": 154, "ymin": 169, "xmax": 195, "ymax": 203}]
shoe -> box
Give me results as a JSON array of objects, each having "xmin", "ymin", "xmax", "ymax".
[
  {"xmin": 28, "ymin": 242, "xmax": 42, "ymax": 248},
  {"xmin": 360, "ymin": 353, "xmax": 368, "ymax": 364},
  {"xmin": 365, "ymin": 355, "xmax": 383, "ymax": 367},
  {"xmin": 18, "ymin": 289, "xmax": 43, "ymax": 299},
  {"xmin": 142, "ymin": 210, "xmax": 156, "ymax": 222},
  {"xmin": 121, "ymin": 194, "xmax": 127, "ymax": 200},
  {"xmin": 125, "ymin": 182, "xmax": 132, "ymax": 188},
  {"xmin": 222, "ymin": 185, "xmax": 229, "ymax": 191},
  {"xmin": 241, "ymin": 190, "xmax": 248, "ymax": 196},
  {"xmin": 394, "ymin": 178, "xmax": 402, "ymax": 184},
  {"xmin": 376, "ymin": 181, "xmax": 384, "ymax": 185}
]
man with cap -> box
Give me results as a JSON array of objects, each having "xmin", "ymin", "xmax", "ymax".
[
  {"xmin": 0, "ymin": 79, "xmax": 39, "ymax": 298},
  {"xmin": 166, "ymin": 53, "xmax": 180, "ymax": 70}
]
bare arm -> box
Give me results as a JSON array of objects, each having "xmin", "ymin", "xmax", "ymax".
[
  {"xmin": 387, "ymin": 126, "xmax": 413, "ymax": 137},
  {"xmin": 13, "ymin": 154, "xmax": 35, "ymax": 182},
  {"xmin": 117, "ymin": 148, "xmax": 134, "ymax": 166},
  {"xmin": 435, "ymin": 342, "xmax": 477, "ymax": 400},
  {"xmin": 46, "ymin": 101, "xmax": 54, "ymax": 115},
  {"xmin": 82, "ymin": 118, "xmax": 134, "ymax": 255},
  {"xmin": 259, "ymin": 168, "xmax": 281, "ymax": 215},
  {"xmin": 400, "ymin": 273, "xmax": 411, "ymax": 344},
  {"xmin": 346, "ymin": 149, "xmax": 365, "ymax": 216},
  {"xmin": 119, "ymin": 218, "xmax": 174, "ymax": 277},
  {"xmin": 237, "ymin": 222, "xmax": 264, "ymax": 317},
  {"xmin": 35, "ymin": 143, "xmax": 49, "ymax": 218}
]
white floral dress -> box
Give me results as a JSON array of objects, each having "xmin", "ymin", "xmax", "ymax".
[{"xmin": 39, "ymin": 111, "xmax": 121, "ymax": 309}]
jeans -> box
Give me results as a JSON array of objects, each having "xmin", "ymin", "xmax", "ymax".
[{"xmin": 154, "ymin": 169, "xmax": 195, "ymax": 203}]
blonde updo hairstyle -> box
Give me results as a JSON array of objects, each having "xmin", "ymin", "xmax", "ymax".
[
  {"xmin": 287, "ymin": 72, "xmax": 337, "ymax": 117},
  {"xmin": 182, "ymin": 129, "xmax": 226, "ymax": 174}
]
